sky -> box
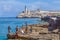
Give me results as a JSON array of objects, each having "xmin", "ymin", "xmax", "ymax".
[{"xmin": 0, "ymin": 0, "xmax": 60, "ymax": 17}]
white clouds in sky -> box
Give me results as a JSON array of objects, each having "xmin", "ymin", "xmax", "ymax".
[
  {"xmin": 0, "ymin": 0, "xmax": 60, "ymax": 11},
  {"xmin": 0, "ymin": 0, "xmax": 60, "ymax": 17},
  {"xmin": 0, "ymin": 1, "xmax": 25, "ymax": 17},
  {"xmin": 53, "ymin": 0, "xmax": 60, "ymax": 4},
  {"xmin": 27, "ymin": 1, "xmax": 49, "ymax": 10},
  {"xmin": 3, "ymin": 4, "xmax": 12, "ymax": 11},
  {"xmin": 29, "ymin": 0, "xmax": 60, "ymax": 10},
  {"xmin": 0, "ymin": 1, "xmax": 25, "ymax": 12}
]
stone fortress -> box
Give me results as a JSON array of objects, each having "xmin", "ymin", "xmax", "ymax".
[{"xmin": 17, "ymin": 6, "xmax": 60, "ymax": 18}]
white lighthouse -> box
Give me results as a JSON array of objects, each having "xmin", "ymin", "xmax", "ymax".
[{"xmin": 24, "ymin": 6, "xmax": 31, "ymax": 17}]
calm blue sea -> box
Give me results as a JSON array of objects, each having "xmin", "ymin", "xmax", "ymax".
[{"xmin": 0, "ymin": 17, "xmax": 45, "ymax": 40}]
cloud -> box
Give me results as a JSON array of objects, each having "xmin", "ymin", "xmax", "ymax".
[
  {"xmin": 27, "ymin": 1, "xmax": 49, "ymax": 10},
  {"xmin": 0, "ymin": 1, "xmax": 25, "ymax": 11},
  {"xmin": 53, "ymin": 0, "xmax": 60, "ymax": 4},
  {"xmin": 0, "ymin": 1, "xmax": 26, "ymax": 17},
  {"xmin": 0, "ymin": 0, "xmax": 60, "ymax": 17},
  {"xmin": 2, "ymin": 4, "xmax": 12, "ymax": 11},
  {"xmin": 47, "ymin": 0, "xmax": 60, "ymax": 10},
  {"xmin": 28, "ymin": 0, "xmax": 60, "ymax": 10},
  {"xmin": 0, "ymin": 0, "xmax": 16, "ymax": 1}
]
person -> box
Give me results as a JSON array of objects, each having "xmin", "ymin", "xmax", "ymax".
[
  {"xmin": 8, "ymin": 25, "xmax": 11, "ymax": 33},
  {"xmin": 29, "ymin": 26, "xmax": 32, "ymax": 33},
  {"xmin": 21, "ymin": 30, "xmax": 25, "ymax": 34},
  {"xmin": 16, "ymin": 25, "xmax": 19, "ymax": 32},
  {"xmin": 15, "ymin": 25, "xmax": 19, "ymax": 39},
  {"xmin": 25, "ymin": 21, "xmax": 28, "ymax": 34}
]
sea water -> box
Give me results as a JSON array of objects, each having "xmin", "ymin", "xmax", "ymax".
[{"xmin": 0, "ymin": 17, "xmax": 44, "ymax": 40}]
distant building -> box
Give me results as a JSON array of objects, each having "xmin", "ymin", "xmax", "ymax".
[{"xmin": 17, "ymin": 6, "xmax": 60, "ymax": 18}]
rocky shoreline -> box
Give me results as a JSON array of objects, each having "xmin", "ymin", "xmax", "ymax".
[{"xmin": 7, "ymin": 23, "xmax": 60, "ymax": 40}]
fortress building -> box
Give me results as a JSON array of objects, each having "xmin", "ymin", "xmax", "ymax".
[{"xmin": 17, "ymin": 6, "xmax": 60, "ymax": 18}]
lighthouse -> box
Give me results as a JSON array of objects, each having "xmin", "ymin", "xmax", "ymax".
[
  {"xmin": 24, "ymin": 6, "xmax": 31, "ymax": 17},
  {"xmin": 25, "ymin": 6, "xmax": 28, "ymax": 14}
]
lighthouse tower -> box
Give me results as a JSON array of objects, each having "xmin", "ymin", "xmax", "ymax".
[
  {"xmin": 25, "ymin": 6, "xmax": 28, "ymax": 14},
  {"xmin": 24, "ymin": 6, "xmax": 30, "ymax": 16}
]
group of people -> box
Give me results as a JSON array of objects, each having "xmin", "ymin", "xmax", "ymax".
[
  {"xmin": 8, "ymin": 25, "xmax": 19, "ymax": 38},
  {"xmin": 8, "ymin": 25, "xmax": 33, "ymax": 38}
]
